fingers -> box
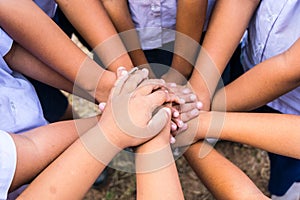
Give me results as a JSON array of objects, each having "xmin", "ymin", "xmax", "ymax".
[
  {"xmin": 111, "ymin": 67, "xmax": 130, "ymax": 96},
  {"xmin": 147, "ymin": 90, "xmax": 169, "ymax": 111},
  {"xmin": 136, "ymin": 79, "xmax": 166, "ymax": 96},
  {"xmin": 180, "ymin": 108, "xmax": 200, "ymax": 122},
  {"xmin": 147, "ymin": 107, "xmax": 171, "ymax": 136},
  {"xmin": 173, "ymin": 101, "xmax": 203, "ymax": 113},
  {"xmin": 120, "ymin": 68, "xmax": 149, "ymax": 94}
]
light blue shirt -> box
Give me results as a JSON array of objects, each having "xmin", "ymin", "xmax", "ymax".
[
  {"xmin": 242, "ymin": 0, "xmax": 300, "ymax": 115},
  {"xmin": 0, "ymin": 0, "xmax": 56, "ymax": 133},
  {"xmin": 0, "ymin": 30, "xmax": 47, "ymax": 133},
  {"xmin": 128, "ymin": 0, "xmax": 216, "ymax": 50}
]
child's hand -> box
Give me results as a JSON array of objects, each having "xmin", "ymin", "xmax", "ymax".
[
  {"xmin": 166, "ymin": 83, "xmax": 203, "ymax": 135},
  {"xmin": 99, "ymin": 67, "xmax": 172, "ymax": 149}
]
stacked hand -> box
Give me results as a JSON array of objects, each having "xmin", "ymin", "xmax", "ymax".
[{"xmin": 98, "ymin": 67, "xmax": 202, "ymax": 149}]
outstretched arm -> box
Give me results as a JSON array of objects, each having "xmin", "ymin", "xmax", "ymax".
[
  {"xmin": 136, "ymin": 114, "xmax": 184, "ymax": 200},
  {"xmin": 56, "ymin": 0, "xmax": 133, "ymax": 71},
  {"xmin": 163, "ymin": 0, "xmax": 207, "ymax": 84},
  {"xmin": 212, "ymin": 38, "xmax": 300, "ymax": 111},
  {"xmin": 16, "ymin": 68, "xmax": 172, "ymax": 199},
  {"xmin": 9, "ymin": 117, "xmax": 98, "ymax": 192},
  {"xmin": 0, "ymin": 0, "xmax": 116, "ymax": 102},
  {"xmin": 189, "ymin": 0, "xmax": 260, "ymax": 110},
  {"xmin": 177, "ymin": 111, "xmax": 300, "ymax": 159},
  {"xmin": 4, "ymin": 42, "xmax": 94, "ymax": 102},
  {"xmin": 101, "ymin": 0, "xmax": 155, "ymax": 77},
  {"xmin": 184, "ymin": 141, "xmax": 269, "ymax": 199}
]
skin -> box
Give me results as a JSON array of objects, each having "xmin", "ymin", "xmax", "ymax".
[
  {"xmin": 184, "ymin": 141, "xmax": 269, "ymax": 200},
  {"xmin": 0, "ymin": 0, "xmax": 115, "ymax": 103},
  {"xmin": 189, "ymin": 0, "xmax": 260, "ymax": 110},
  {"xmin": 56, "ymin": 0, "xmax": 134, "ymax": 71},
  {"xmin": 8, "ymin": 68, "xmax": 184, "ymax": 199},
  {"xmin": 102, "ymin": 0, "xmax": 207, "ymax": 81}
]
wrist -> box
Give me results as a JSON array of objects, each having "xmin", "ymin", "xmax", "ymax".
[{"xmin": 79, "ymin": 125, "xmax": 122, "ymax": 165}]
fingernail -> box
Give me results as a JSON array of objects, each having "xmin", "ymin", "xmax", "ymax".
[
  {"xmin": 169, "ymin": 83, "xmax": 177, "ymax": 87},
  {"xmin": 118, "ymin": 66, "xmax": 126, "ymax": 71},
  {"xmin": 163, "ymin": 107, "xmax": 171, "ymax": 116},
  {"xmin": 183, "ymin": 88, "xmax": 191, "ymax": 94},
  {"xmin": 178, "ymin": 120, "xmax": 184, "ymax": 128},
  {"xmin": 173, "ymin": 111, "xmax": 179, "ymax": 118},
  {"xmin": 190, "ymin": 94, "xmax": 197, "ymax": 101},
  {"xmin": 171, "ymin": 123, "xmax": 177, "ymax": 131},
  {"xmin": 121, "ymin": 70, "xmax": 128, "ymax": 76},
  {"xmin": 179, "ymin": 98, "xmax": 185, "ymax": 104},
  {"xmin": 98, "ymin": 102, "xmax": 106, "ymax": 111},
  {"xmin": 191, "ymin": 108, "xmax": 199, "ymax": 116},
  {"xmin": 170, "ymin": 136, "xmax": 176, "ymax": 144},
  {"xmin": 196, "ymin": 101, "xmax": 203, "ymax": 109}
]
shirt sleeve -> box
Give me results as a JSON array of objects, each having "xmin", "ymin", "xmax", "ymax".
[
  {"xmin": 0, "ymin": 29, "xmax": 13, "ymax": 57},
  {"xmin": 0, "ymin": 130, "xmax": 17, "ymax": 200}
]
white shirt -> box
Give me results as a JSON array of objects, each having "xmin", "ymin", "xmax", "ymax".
[
  {"xmin": 241, "ymin": 0, "xmax": 300, "ymax": 115},
  {"xmin": 0, "ymin": 131, "xmax": 17, "ymax": 200}
]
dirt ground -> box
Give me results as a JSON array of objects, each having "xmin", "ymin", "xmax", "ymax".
[
  {"xmin": 71, "ymin": 36, "xmax": 271, "ymax": 200},
  {"xmin": 70, "ymin": 95, "xmax": 270, "ymax": 200}
]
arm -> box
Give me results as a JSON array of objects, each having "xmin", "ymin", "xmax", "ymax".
[
  {"xmin": 4, "ymin": 42, "xmax": 94, "ymax": 102},
  {"xmin": 184, "ymin": 141, "xmax": 269, "ymax": 199},
  {"xmin": 184, "ymin": 111, "xmax": 300, "ymax": 159},
  {"xmin": 189, "ymin": 0, "xmax": 260, "ymax": 110},
  {"xmin": 0, "ymin": 0, "xmax": 116, "ymax": 102},
  {"xmin": 136, "ymin": 116, "xmax": 184, "ymax": 200},
  {"xmin": 56, "ymin": 0, "xmax": 133, "ymax": 71},
  {"xmin": 101, "ymin": 0, "xmax": 155, "ymax": 77},
  {"xmin": 212, "ymin": 38, "xmax": 300, "ymax": 111},
  {"xmin": 16, "ymin": 68, "xmax": 172, "ymax": 199},
  {"xmin": 9, "ymin": 117, "xmax": 98, "ymax": 192},
  {"xmin": 163, "ymin": 0, "xmax": 207, "ymax": 84}
]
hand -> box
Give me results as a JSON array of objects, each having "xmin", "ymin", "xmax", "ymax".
[
  {"xmin": 166, "ymin": 83, "xmax": 203, "ymax": 135},
  {"xmin": 99, "ymin": 67, "xmax": 173, "ymax": 149}
]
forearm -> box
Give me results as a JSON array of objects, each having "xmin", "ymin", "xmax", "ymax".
[
  {"xmin": 0, "ymin": 0, "xmax": 115, "ymax": 101},
  {"xmin": 136, "ymin": 140, "xmax": 184, "ymax": 200},
  {"xmin": 5, "ymin": 42, "xmax": 74, "ymax": 92},
  {"xmin": 102, "ymin": 0, "xmax": 150, "ymax": 70},
  {"xmin": 171, "ymin": 0, "xmax": 207, "ymax": 78},
  {"xmin": 212, "ymin": 39, "xmax": 300, "ymax": 111},
  {"xmin": 18, "ymin": 124, "xmax": 120, "ymax": 199},
  {"xmin": 198, "ymin": 112, "xmax": 300, "ymax": 159},
  {"xmin": 57, "ymin": 0, "xmax": 133, "ymax": 71},
  {"xmin": 184, "ymin": 141, "xmax": 268, "ymax": 199},
  {"xmin": 10, "ymin": 117, "xmax": 98, "ymax": 191},
  {"xmin": 189, "ymin": 0, "xmax": 260, "ymax": 105}
]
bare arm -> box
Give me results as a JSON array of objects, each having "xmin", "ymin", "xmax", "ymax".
[
  {"xmin": 16, "ymin": 68, "xmax": 171, "ymax": 199},
  {"xmin": 184, "ymin": 141, "xmax": 269, "ymax": 199},
  {"xmin": 56, "ymin": 0, "xmax": 133, "ymax": 71},
  {"xmin": 212, "ymin": 38, "xmax": 300, "ymax": 111},
  {"xmin": 4, "ymin": 42, "xmax": 94, "ymax": 101},
  {"xmin": 102, "ymin": 0, "xmax": 155, "ymax": 77},
  {"xmin": 0, "ymin": 0, "xmax": 116, "ymax": 102},
  {"xmin": 164, "ymin": 0, "xmax": 207, "ymax": 83},
  {"xmin": 189, "ymin": 0, "xmax": 260, "ymax": 110},
  {"xmin": 188, "ymin": 111, "xmax": 300, "ymax": 159},
  {"xmin": 136, "ymin": 120, "xmax": 184, "ymax": 200},
  {"xmin": 9, "ymin": 117, "xmax": 98, "ymax": 192}
]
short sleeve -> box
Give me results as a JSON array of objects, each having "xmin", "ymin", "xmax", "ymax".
[
  {"xmin": 0, "ymin": 130, "xmax": 17, "ymax": 200},
  {"xmin": 0, "ymin": 29, "xmax": 13, "ymax": 57}
]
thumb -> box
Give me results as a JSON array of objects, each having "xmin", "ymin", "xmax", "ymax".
[{"xmin": 146, "ymin": 107, "xmax": 171, "ymax": 136}]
